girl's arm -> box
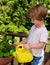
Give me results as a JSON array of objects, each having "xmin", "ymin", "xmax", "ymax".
[
  {"xmin": 24, "ymin": 42, "xmax": 45, "ymax": 50},
  {"xmin": 12, "ymin": 38, "xmax": 27, "ymax": 47},
  {"xmin": 30, "ymin": 42, "xmax": 45, "ymax": 49}
]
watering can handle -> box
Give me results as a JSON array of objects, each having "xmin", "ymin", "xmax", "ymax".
[
  {"xmin": 18, "ymin": 44, "xmax": 24, "ymax": 49},
  {"xmin": 19, "ymin": 46, "xmax": 22, "ymax": 48}
]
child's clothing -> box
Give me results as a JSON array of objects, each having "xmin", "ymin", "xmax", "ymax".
[
  {"xmin": 27, "ymin": 25, "xmax": 48, "ymax": 65},
  {"xmin": 31, "ymin": 56, "xmax": 44, "ymax": 65}
]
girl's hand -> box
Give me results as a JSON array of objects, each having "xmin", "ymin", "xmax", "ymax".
[
  {"xmin": 12, "ymin": 43, "xmax": 18, "ymax": 47},
  {"xmin": 24, "ymin": 44, "xmax": 30, "ymax": 50}
]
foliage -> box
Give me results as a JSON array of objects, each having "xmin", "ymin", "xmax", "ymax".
[
  {"xmin": 0, "ymin": 33, "xmax": 14, "ymax": 58},
  {"xmin": 0, "ymin": 0, "xmax": 50, "ymax": 34},
  {"xmin": 48, "ymin": 31, "xmax": 50, "ymax": 36}
]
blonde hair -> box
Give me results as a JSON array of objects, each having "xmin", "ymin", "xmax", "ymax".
[{"xmin": 27, "ymin": 4, "xmax": 48, "ymax": 21}]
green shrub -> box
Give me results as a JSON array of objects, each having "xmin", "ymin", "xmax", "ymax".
[{"xmin": 0, "ymin": 33, "xmax": 14, "ymax": 58}]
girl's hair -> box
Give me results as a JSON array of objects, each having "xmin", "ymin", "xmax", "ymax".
[{"xmin": 27, "ymin": 4, "xmax": 48, "ymax": 21}]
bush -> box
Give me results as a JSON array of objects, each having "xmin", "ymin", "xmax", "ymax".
[{"xmin": 0, "ymin": 33, "xmax": 14, "ymax": 58}]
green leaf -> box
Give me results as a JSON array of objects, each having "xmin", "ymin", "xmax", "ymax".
[
  {"xmin": 3, "ymin": 52, "xmax": 9, "ymax": 57},
  {"xmin": 0, "ymin": 51, "xmax": 3, "ymax": 58},
  {"xmin": 10, "ymin": 49, "xmax": 14, "ymax": 56}
]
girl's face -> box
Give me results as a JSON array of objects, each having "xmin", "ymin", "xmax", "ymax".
[{"xmin": 31, "ymin": 19, "xmax": 43, "ymax": 26}]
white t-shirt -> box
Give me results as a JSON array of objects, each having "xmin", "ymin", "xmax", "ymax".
[{"xmin": 27, "ymin": 25, "xmax": 48, "ymax": 57}]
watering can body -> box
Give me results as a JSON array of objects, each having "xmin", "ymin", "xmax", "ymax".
[{"xmin": 11, "ymin": 44, "xmax": 33, "ymax": 63}]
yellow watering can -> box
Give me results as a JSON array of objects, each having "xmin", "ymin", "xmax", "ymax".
[{"xmin": 10, "ymin": 43, "xmax": 33, "ymax": 63}]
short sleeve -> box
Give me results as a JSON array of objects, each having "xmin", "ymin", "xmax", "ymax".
[{"xmin": 40, "ymin": 30, "xmax": 48, "ymax": 42}]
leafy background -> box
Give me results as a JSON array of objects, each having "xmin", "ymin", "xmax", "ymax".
[{"xmin": 0, "ymin": 0, "xmax": 50, "ymax": 34}]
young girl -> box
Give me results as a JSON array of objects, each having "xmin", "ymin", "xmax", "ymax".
[{"xmin": 14, "ymin": 4, "xmax": 48, "ymax": 65}]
